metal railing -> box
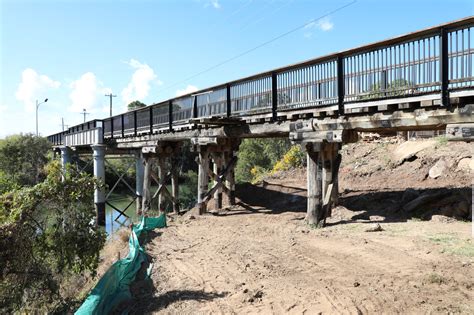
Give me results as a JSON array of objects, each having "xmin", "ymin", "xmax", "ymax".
[{"xmin": 47, "ymin": 17, "xmax": 474, "ymax": 146}]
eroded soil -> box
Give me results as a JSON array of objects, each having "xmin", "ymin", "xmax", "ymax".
[{"xmin": 133, "ymin": 140, "xmax": 473, "ymax": 314}]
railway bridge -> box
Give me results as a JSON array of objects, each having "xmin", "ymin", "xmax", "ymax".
[{"xmin": 48, "ymin": 17, "xmax": 474, "ymax": 227}]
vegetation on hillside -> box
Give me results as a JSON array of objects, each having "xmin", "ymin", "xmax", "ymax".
[
  {"xmin": 0, "ymin": 134, "xmax": 51, "ymax": 193},
  {"xmin": 235, "ymin": 139, "xmax": 305, "ymax": 183},
  {"xmin": 0, "ymin": 135, "xmax": 106, "ymax": 313}
]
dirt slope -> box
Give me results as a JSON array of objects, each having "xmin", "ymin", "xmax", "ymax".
[{"xmin": 134, "ymin": 139, "xmax": 473, "ymax": 314}]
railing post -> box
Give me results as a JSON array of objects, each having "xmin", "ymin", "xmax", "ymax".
[
  {"xmin": 121, "ymin": 114, "xmax": 125, "ymax": 138},
  {"xmin": 133, "ymin": 111, "xmax": 137, "ymax": 136},
  {"xmin": 169, "ymin": 100, "xmax": 173, "ymax": 131},
  {"xmin": 440, "ymin": 27, "xmax": 449, "ymax": 107},
  {"xmin": 193, "ymin": 96, "xmax": 198, "ymax": 119},
  {"xmin": 110, "ymin": 118, "xmax": 114, "ymax": 139},
  {"xmin": 226, "ymin": 84, "xmax": 231, "ymax": 117},
  {"xmin": 271, "ymin": 72, "xmax": 278, "ymax": 120},
  {"xmin": 149, "ymin": 106, "xmax": 153, "ymax": 134},
  {"xmin": 337, "ymin": 56, "xmax": 345, "ymax": 115}
]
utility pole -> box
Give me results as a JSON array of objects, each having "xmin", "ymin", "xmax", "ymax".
[
  {"xmin": 81, "ymin": 108, "xmax": 90, "ymax": 123},
  {"xmin": 105, "ymin": 93, "xmax": 117, "ymax": 117},
  {"xmin": 61, "ymin": 118, "xmax": 69, "ymax": 131}
]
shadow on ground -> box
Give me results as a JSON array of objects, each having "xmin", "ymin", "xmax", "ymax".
[
  {"xmin": 232, "ymin": 182, "xmax": 472, "ymax": 224},
  {"xmin": 131, "ymin": 289, "xmax": 228, "ymax": 314}
]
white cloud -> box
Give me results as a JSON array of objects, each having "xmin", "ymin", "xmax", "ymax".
[
  {"xmin": 176, "ymin": 85, "xmax": 198, "ymax": 97},
  {"xmin": 69, "ymin": 72, "xmax": 110, "ymax": 113},
  {"xmin": 121, "ymin": 59, "xmax": 160, "ymax": 105},
  {"xmin": 0, "ymin": 105, "xmax": 7, "ymax": 114},
  {"xmin": 317, "ymin": 17, "xmax": 334, "ymax": 31},
  {"xmin": 15, "ymin": 68, "xmax": 61, "ymax": 112},
  {"xmin": 303, "ymin": 17, "xmax": 334, "ymax": 38},
  {"xmin": 211, "ymin": 0, "xmax": 221, "ymax": 9}
]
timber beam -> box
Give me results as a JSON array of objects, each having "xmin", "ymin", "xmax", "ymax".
[{"xmin": 445, "ymin": 123, "xmax": 474, "ymax": 142}]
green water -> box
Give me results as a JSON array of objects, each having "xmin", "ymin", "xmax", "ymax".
[
  {"xmin": 105, "ymin": 184, "xmax": 194, "ymax": 235},
  {"xmin": 105, "ymin": 192, "xmax": 138, "ymax": 235}
]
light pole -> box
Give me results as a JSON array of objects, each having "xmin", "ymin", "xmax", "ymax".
[{"xmin": 36, "ymin": 98, "xmax": 48, "ymax": 136}]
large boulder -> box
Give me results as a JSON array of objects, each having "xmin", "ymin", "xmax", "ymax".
[
  {"xmin": 456, "ymin": 157, "xmax": 473, "ymax": 172},
  {"xmin": 428, "ymin": 159, "xmax": 448, "ymax": 179},
  {"xmin": 392, "ymin": 140, "xmax": 436, "ymax": 165}
]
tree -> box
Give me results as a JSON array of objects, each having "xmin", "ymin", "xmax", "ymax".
[
  {"xmin": 127, "ymin": 100, "xmax": 147, "ymax": 111},
  {"xmin": 235, "ymin": 138, "xmax": 291, "ymax": 183},
  {"xmin": 0, "ymin": 134, "xmax": 51, "ymax": 188},
  {"xmin": 0, "ymin": 161, "xmax": 106, "ymax": 313}
]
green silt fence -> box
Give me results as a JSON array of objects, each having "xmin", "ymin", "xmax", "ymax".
[{"xmin": 75, "ymin": 214, "xmax": 167, "ymax": 315}]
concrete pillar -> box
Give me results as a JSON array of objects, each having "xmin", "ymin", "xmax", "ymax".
[
  {"xmin": 92, "ymin": 145, "xmax": 106, "ymax": 226},
  {"xmin": 197, "ymin": 148, "xmax": 209, "ymax": 214},
  {"xmin": 135, "ymin": 151, "xmax": 145, "ymax": 215},
  {"xmin": 59, "ymin": 146, "xmax": 73, "ymax": 180},
  {"xmin": 142, "ymin": 155, "xmax": 153, "ymax": 214}
]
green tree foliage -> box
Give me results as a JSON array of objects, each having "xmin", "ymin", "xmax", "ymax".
[
  {"xmin": 359, "ymin": 79, "xmax": 413, "ymax": 100},
  {"xmin": 0, "ymin": 134, "xmax": 51, "ymax": 189},
  {"xmin": 235, "ymin": 138, "xmax": 291, "ymax": 183},
  {"xmin": 127, "ymin": 100, "xmax": 147, "ymax": 111},
  {"xmin": 0, "ymin": 161, "xmax": 106, "ymax": 313}
]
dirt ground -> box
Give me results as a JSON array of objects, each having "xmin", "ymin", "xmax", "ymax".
[{"xmin": 133, "ymin": 139, "xmax": 473, "ymax": 314}]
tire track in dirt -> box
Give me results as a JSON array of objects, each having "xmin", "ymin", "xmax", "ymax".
[{"xmin": 141, "ymin": 208, "xmax": 473, "ymax": 314}]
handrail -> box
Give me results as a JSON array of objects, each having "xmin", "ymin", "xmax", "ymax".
[{"xmin": 47, "ymin": 16, "xmax": 474, "ymax": 145}]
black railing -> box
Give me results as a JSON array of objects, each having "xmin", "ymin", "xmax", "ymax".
[{"xmin": 47, "ymin": 17, "xmax": 474, "ymax": 145}]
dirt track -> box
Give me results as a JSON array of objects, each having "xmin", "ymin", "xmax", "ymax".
[
  {"xmin": 133, "ymin": 140, "xmax": 473, "ymax": 314},
  {"xmin": 137, "ymin": 206, "xmax": 473, "ymax": 314}
]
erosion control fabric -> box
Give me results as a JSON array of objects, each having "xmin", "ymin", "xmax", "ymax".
[{"xmin": 75, "ymin": 214, "xmax": 167, "ymax": 315}]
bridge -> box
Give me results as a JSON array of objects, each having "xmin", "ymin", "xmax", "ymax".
[{"xmin": 48, "ymin": 17, "xmax": 474, "ymax": 228}]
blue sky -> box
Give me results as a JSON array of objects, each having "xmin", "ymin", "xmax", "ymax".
[{"xmin": 1, "ymin": 0, "xmax": 473, "ymax": 138}]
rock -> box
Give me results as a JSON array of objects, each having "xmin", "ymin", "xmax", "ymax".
[
  {"xmin": 392, "ymin": 140, "xmax": 436, "ymax": 165},
  {"xmin": 430, "ymin": 215, "xmax": 455, "ymax": 223},
  {"xmin": 401, "ymin": 188, "xmax": 420, "ymax": 204},
  {"xmin": 457, "ymin": 157, "xmax": 473, "ymax": 171},
  {"xmin": 365, "ymin": 223, "xmax": 384, "ymax": 232},
  {"xmin": 369, "ymin": 215, "xmax": 385, "ymax": 221},
  {"xmin": 428, "ymin": 159, "xmax": 447, "ymax": 179},
  {"xmin": 353, "ymin": 281, "xmax": 361, "ymax": 287},
  {"xmin": 403, "ymin": 192, "xmax": 444, "ymax": 213}
]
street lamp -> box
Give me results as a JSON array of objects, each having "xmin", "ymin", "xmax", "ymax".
[{"xmin": 36, "ymin": 98, "xmax": 48, "ymax": 136}]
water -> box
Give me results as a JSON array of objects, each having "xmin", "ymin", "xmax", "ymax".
[
  {"xmin": 105, "ymin": 192, "xmax": 138, "ymax": 235},
  {"xmin": 105, "ymin": 183, "xmax": 194, "ymax": 236}
]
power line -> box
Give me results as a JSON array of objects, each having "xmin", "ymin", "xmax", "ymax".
[{"xmin": 157, "ymin": 0, "xmax": 357, "ymax": 94}]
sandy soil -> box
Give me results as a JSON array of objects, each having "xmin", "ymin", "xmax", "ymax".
[{"xmin": 132, "ymin": 140, "xmax": 473, "ymax": 314}]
